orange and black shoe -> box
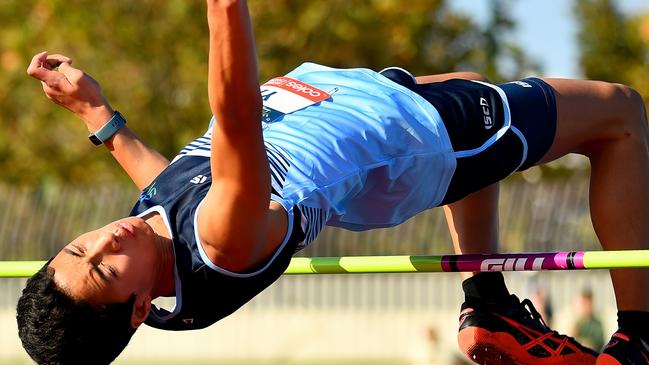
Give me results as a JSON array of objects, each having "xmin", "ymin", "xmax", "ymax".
[
  {"xmin": 597, "ymin": 330, "xmax": 649, "ymax": 364},
  {"xmin": 458, "ymin": 295, "xmax": 598, "ymax": 365}
]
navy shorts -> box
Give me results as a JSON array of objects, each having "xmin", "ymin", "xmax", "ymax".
[{"xmin": 380, "ymin": 68, "xmax": 557, "ymax": 204}]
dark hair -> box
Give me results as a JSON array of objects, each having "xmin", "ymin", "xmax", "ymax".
[{"xmin": 16, "ymin": 263, "xmax": 138, "ymax": 365}]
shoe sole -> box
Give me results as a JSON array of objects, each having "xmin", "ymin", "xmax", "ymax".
[
  {"xmin": 596, "ymin": 353, "xmax": 622, "ymax": 365},
  {"xmin": 459, "ymin": 326, "xmax": 597, "ymax": 365}
]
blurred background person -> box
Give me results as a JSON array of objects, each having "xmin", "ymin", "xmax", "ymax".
[
  {"xmin": 572, "ymin": 287, "xmax": 605, "ymax": 351},
  {"xmin": 406, "ymin": 325, "xmax": 443, "ymax": 365}
]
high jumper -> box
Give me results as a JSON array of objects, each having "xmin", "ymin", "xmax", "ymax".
[{"xmin": 17, "ymin": 1, "xmax": 649, "ymax": 364}]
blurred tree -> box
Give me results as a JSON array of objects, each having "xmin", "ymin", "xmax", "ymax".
[
  {"xmin": 250, "ymin": 0, "xmax": 537, "ymax": 83},
  {"xmin": 532, "ymin": 0, "xmax": 649, "ymax": 182},
  {"xmin": 0, "ymin": 0, "xmax": 210, "ymax": 187},
  {"xmin": 0, "ymin": 0, "xmax": 533, "ymax": 187},
  {"xmin": 480, "ymin": 0, "xmax": 539, "ymax": 81},
  {"xmin": 574, "ymin": 0, "xmax": 649, "ymax": 100}
]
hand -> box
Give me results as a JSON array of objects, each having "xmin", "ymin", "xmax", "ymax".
[{"xmin": 26, "ymin": 51, "xmax": 114, "ymax": 131}]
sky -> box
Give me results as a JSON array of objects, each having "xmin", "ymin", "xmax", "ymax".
[{"xmin": 449, "ymin": 0, "xmax": 649, "ymax": 78}]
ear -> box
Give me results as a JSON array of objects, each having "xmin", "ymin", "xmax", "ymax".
[{"xmin": 130, "ymin": 294, "xmax": 152, "ymax": 329}]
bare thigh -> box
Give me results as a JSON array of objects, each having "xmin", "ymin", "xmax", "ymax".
[
  {"xmin": 537, "ymin": 78, "xmax": 647, "ymax": 163},
  {"xmin": 415, "ymin": 72, "xmax": 488, "ymax": 84}
]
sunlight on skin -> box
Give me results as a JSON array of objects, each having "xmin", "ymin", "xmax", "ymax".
[{"xmin": 49, "ymin": 216, "xmax": 163, "ymax": 306}]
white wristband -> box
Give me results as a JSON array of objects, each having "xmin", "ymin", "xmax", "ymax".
[{"xmin": 88, "ymin": 111, "xmax": 126, "ymax": 146}]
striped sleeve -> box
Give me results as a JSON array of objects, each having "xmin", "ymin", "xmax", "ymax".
[
  {"xmin": 173, "ymin": 129, "xmax": 330, "ymax": 250},
  {"xmin": 265, "ymin": 142, "xmax": 329, "ymax": 250}
]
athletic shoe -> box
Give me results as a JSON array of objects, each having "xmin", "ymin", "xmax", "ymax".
[
  {"xmin": 458, "ymin": 295, "xmax": 598, "ymax": 365},
  {"xmin": 597, "ymin": 330, "xmax": 649, "ymax": 364}
]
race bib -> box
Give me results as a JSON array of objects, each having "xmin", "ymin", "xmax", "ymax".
[{"xmin": 260, "ymin": 77, "xmax": 331, "ymax": 125}]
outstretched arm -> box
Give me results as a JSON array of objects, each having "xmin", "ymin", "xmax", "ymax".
[
  {"xmin": 26, "ymin": 52, "xmax": 169, "ymax": 190},
  {"xmin": 197, "ymin": 0, "xmax": 275, "ymax": 272}
]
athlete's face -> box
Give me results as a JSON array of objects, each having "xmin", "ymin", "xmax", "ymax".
[{"xmin": 49, "ymin": 217, "xmax": 159, "ymax": 307}]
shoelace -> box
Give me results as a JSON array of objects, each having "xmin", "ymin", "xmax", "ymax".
[
  {"xmin": 520, "ymin": 298, "xmax": 550, "ymax": 329},
  {"xmin": 641, "ymin": 338, "xmax": 649, "ymax": 354},
  {"xmin": 519, "ymin": 298, "xmax": 587, "ymax": 347}
]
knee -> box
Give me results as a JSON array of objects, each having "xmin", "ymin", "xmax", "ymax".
[
  {"xmin": 608, "ymin": 83, "xmax": 647, "ymax": 139},
  {"xmin": 616, "ymin": 83, "xmax": 644, "ymax": 108}
]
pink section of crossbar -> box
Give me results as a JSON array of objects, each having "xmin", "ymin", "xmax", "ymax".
[
  {"xmin": 449, "ymin": 252, "xmax": 568, "ymax": 272},
  {"xmin": 554, "ymin": 252, "xmax": 570, "ymax": 269},
  {"xmin": 438, "ymin": 252, "xmax": 587, "ymax": 272},
  {"xmin": 574, "ymin": 251, "xmax": 585, "ymax": 269}
]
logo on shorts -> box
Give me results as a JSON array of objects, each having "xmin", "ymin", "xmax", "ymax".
[
  {"xmin": 480, "ymin": 97, "xmax": 493, "ymax": 130},
  {"xmin": 509, "ymin": 80, "xmax": 532, "ymax": 88}
]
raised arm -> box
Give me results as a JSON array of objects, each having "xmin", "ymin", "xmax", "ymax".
[
  {"xmin": 26, "ymin": 52, "xmax": 169, "ymax": 190},
  {"xmin": 196, "ymin": 0, "xmax": 274, "ymax": 272}
]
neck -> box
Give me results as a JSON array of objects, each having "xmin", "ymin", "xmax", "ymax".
[{"xmin": 143, "ymin": 213, "xmax": 176, "ymax": 298}]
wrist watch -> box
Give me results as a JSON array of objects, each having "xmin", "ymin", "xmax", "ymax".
[{"xmin": 88, "ymin": 111, "xmax": 127, "ymax": 146}]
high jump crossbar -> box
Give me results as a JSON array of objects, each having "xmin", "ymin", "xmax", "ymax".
[{"xmin": 1, "ymin": 250, "xmax": 649, "ymax": 278}]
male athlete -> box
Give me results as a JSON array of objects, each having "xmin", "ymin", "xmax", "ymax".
[{"xmin": 17, "ymin": 1, "xmax": 649, "ymax": 364}]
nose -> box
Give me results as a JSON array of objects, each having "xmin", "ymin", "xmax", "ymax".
[{"xmin": 87, "ymin": 231, "xmax": 121, "ymax": 261}]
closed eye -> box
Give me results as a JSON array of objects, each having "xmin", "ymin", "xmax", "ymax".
[
  {"xmin": 63, "ymin": 246, "xmax": 115, "ymax": 282},
  {"xmin": 93, "ymin": 265, "xmax": 108, "ymax": 282},
  {"xmin": 101, "ymin": 262, "xmax": 118, "ymax": 279},
  {"xmin": 63, "ymin": 246, "xmax": 83, "ymax": 257}
]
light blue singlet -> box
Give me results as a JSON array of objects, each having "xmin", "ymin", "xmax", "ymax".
[
  {"xmin": 262, "ymin": 63, "xmax": 456, "ymax": 242},
  {"xmin": 179, "ymin": 63, "xmax": 457, "ymax": 249}
]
